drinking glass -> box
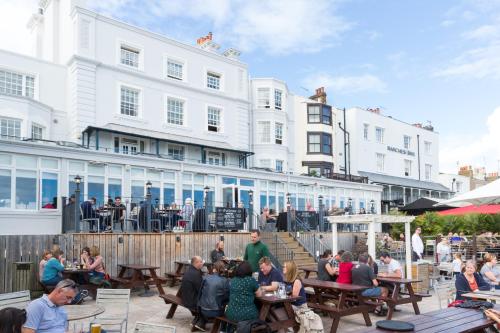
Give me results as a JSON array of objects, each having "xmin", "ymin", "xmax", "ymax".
[{"xmin": 72, "ymin": 323, "xmax": 84, "ymax": 333}]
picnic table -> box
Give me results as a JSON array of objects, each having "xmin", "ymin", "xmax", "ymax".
[
  {"xmin": 64, "ymin": 304, "xmax": 105, "ymax": 321},
  {"xmin": 359, "ymin": 305, "xmax": 500, "ymax": 333},
  {"xmin": 300, "ymin": 266, "xmax": 318, "ymax": 279},
  {"xmin": 376, "ymin": 276, "xmax": 423, "ymax": 320},
  {"xmin": 62, "ymin": 268, "xmax": 98, "ymax": 298},
  {"xmin": 463, "ymin": 289, "xmax": 500, "ymax": 303},
  {"xmin": 111, "ymin": 264, "xmax": 166, "ymax": 296},
  {"xmin": 302, "ymin": 278, "xmax": 376, "ymax": 333}
]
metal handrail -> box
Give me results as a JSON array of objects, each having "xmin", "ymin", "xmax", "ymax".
[
  {"xmin": 291, "ymin": 231, "xmax": 330, "ymax": 262},
  {"xmin": 260, "ymin": 232, "xmax": 294, "ymax": 270}
]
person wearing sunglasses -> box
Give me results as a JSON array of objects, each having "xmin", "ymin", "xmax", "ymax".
[{"xmin": 22, "ymin": 279, "xmax": 78, "ymax": 333}]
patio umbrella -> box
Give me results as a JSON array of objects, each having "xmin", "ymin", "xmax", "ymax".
[
  {"xmin": 437, "ymin": 204, "xmax": 500, "ymax": 216},
  {"xmin": 436, "ymin": 178, "xmax": 500, "ymax": 207}
]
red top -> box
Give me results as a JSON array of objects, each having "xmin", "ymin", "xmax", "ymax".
[
  {"xmin": 336, "ymin": 262, "xmax": 353, "ymax": 284},
  {"xmin": 467, "ymin": 276, "xmax": 479, "ymax": 291}
]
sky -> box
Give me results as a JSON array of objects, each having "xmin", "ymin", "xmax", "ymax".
[{"xmin": 1, "ymin": 0, "xmax": 500, "ymax": 175}]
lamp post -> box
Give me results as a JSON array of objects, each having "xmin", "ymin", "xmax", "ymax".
[
  {"xmin": 204, "ymin": 186, "xmax": 210, "ymax": 232},
  {"xmin": 248, "ymin": 189, "xmax": 254, "ymax": 230},
  {"xmin": 146, "ymin": 180, "xmax": 152, "ymax": 232},
  {"xmin": 286, "ymin": 192, "xmax": 291, "ymax": 232},
  {"xmin": 318, "ymin": 195, "xmax": 324, "ymax": 232},
  {"xmin": 348, "ymin": 197, "xmax": 353, "ymax": 215},
  {"xmin": 74, "ymin": 175, "xmax": 82, "ymax": 232},
  {"xmin": 370, "ymin": 199, "xmax": 375, "ymax": 214}
]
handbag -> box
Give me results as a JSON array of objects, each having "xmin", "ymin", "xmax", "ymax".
[
  {"xmin": 295, "ymin": 306, "xmax": 324, "ymax": 333},
  {"xmin": 236, "ymin": 319, "xmax": 271, "ymax": 333}
]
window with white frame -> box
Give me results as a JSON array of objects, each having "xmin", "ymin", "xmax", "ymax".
[
  {"xmin": 0, "ymin": 118, "xmax": 21, "ymax": 139},
  {"xmin": 120, "ymin": 46, "xmax": 139, "ymax": 68},
  {"xmin": 0, "ymin": 70, "xmax": 35, "ymax": 98},
  {"xmin": 424, "ymin": 141, "xmax": 431, "ymax": 154},
  {"xmin": 307, "ymin": 133, "xmax": 321, "ymax": 153},
  {"xmin": 31, "ymin": 124, "xmax": 43, "ymax": 140},
  {"xmin": 167, "ymin": 97, "xmax": 184, "ymax": 125},
  {"xmin": 376, "ymin": 153, "xmax": 385, "ymax": 172},
  {"xmin": 207, "ymin": 72, "xmax": 221, "ymax": 90},
  {"xmin": 258, "ymin": 121, "xmax": 271, "ymax": 143},
  {"xmin": 425, "ymin": 164, "xmax": 432, "ymax": 181},
  {"xmin": 120, "ymin": 86, "xmax": 139, "ymax": 117},
  {"xmin": 275, "ymin": 122, "xmax": 283, "ymax": 144},
  {"xmin": 363, "ymin": 124, "xmax": 369, "ymax": 140},
  {"xmin": 375, "ymin": 127, "xmax": 384, "ymax": 143},
  {"xmin": 207, "ymin": 151, "xmax": 223, "ymax": 165},
  {"xmin": 307, "ymin": 105, "xmax": 320, "ymax": 123},
  {"xmin": 274, "ymin": 89, "xmax": 282, "ymax": 110},
  {"xmin": 167, "ymin": 145, "xmax": 184, "ymax": 160},
  {"xmin": 166, "ymin": 59, "xmax": 183, "ymax": 80},
  {"xmin": 404, "ymin": 159, "xmax": 412, "ymax": 176},
  {"xmin": 260, "ymin": 159, "xmax": 271, "ymax": 168},
  {"xmin": 404, "ymin": 135, "xmax": 411, "ymax": 149},
  {"xmin": 257, "ymin": 88, "xmax": 270, "ymax": 108},
  {"xmin": 207, "ymin": 106, "xmax": 221, "ymax": 132},
  {"xmin": 276, "ymin": 160, "xmax": 283, "ymax": 172}
]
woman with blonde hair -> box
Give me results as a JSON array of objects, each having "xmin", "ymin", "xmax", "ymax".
[
  {"xmin": 87, "ymin": 246, "xmax": 106, "ymax": 283},
  {"xmin": 38, "ymin": 250, "xmax": 52, "ymax": 280},
  {"xmin": 283, "ymin": 261, "xmax": 307, "ymax": 308},
  {"xmin": 480, "ymin": 253, "xmax": 500, "ymax": 289}
]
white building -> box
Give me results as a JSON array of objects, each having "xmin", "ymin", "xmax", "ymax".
[
  {"xmin": 437, "ymin": 173, "xmax": 470, "ymax": 194},
  {"xmin": 0, "ymin": 0, "xmax": 382, "ymax": 234},
  {"xmin": 337, "ymin": 107, "xmax": 451, "ymax": 212}
]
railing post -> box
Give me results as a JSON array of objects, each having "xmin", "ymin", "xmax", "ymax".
[
  {"xmin": 146, "ymin": 181, "xmax": 152, "ymax": 232},
  {"xmin": 204, "ymin": 186, "xmax": 210, "ymax": 232},
  {"xmin": 318, "ymin": 195, "xmax": 324, "ymax": 232},
  {"xmin": 74, "ymin": 177, "xmax": 81, "ymax": 233},
  {"xmin": 286, "ymin": 193, "xmax": 291, "ymax": 232},
  {"xmin": 249, "ymin": 190, "xmax": 254, "ymax": 230}
]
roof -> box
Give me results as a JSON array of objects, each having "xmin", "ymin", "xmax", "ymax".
[
  {"xmin": 399, "ymin": 197, "xmax": 452, "ymax": 214},
  {"xmin": 438, "ymin": 204, "xmax": 500, "ymax": 216},
  {"xmin": 358, "ymin": 171, "xmax": 451, "ymax": 192},
  {"xmin": 83, "ymin": 124, "xmax": 253, "ymax": 155},
  {"xmin": 327, "ymin": 214, "xmax": 415, "ymax": 224}
]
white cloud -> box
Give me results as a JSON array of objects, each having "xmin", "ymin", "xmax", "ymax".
[
  {"xmin": 462, "ymin": 24, "xmax": 500, "ymax": 40},
  {"xmin": 440, "ymin": 107, "xmax": 500, "ymax": 173},
  {"xmin": 441, "ymin": 20, "xmax": 454, "ymax": 27},
  {"xmin": 303, "ymin": 73, "xmax": 387, "ymax": 95},
  {"xmin": 0, "ymin": 0, "xmax": 38, "ymax": 55}
]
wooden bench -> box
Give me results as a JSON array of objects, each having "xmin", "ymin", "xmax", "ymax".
[
  {"xmin": 210, "ymin": 316, "xmax": 272, "ymax": 333},
  {"xmin": 164, "ymin": 272, "xmax": 182, "ymax": 287},
  {"xmin": 110, "ymin": 276, "xmax": 131, "ymax": 288},
  {"xmin": 0, "ymin": 290, "xmax": 31, "ymax": 310},
  {"xmin": 159, "ymin": 293, "xmax": 185, "ymax": 319}
]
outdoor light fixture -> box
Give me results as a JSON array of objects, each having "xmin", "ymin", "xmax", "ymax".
[
  {"xmin": 249, "ymin": 189, "xmax": 254, "ymax": 204},
  {"xmin": 220, "ymin": 235, "xmax": 225, "ymax": 241},
  {"xmin": 118, "ymin": 236, "xmax": 124, "ymax": 244},
  {"xmin": 286, "ymin": 192, "xmax": 291, "ymax": 204},
  {"xmin": 146, "ymin": 180, "xmax": 152, "ymax": 189},
  {"xmin": 348, "ymin": 197, "xmax": 352, "ymax": 206},
  {"xmin": 176, "ymin": 235, "xmax": 181, "ymax": 243},
  {"xmin": 204, "ymin": 186, "xmax": 210, "ymax": 197},
  {"xmin": 74, "ymin": 175, "xmax": 82, "ymax": 191}
]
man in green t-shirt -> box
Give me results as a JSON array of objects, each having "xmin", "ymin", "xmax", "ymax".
[{"xmin": 244, "ymin": 230, "xmax": 270, "ymax": 272}]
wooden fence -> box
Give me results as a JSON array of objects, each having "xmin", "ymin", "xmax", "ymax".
[{"xmin": 0, "ymin": 232, "xmax": 250, "ymax": 294}]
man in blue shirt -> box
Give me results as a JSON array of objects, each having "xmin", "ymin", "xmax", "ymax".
[
  {"xmin": 23, "ymin": 279, "xmax": 77, "ymax": 333},
  {"xmin": 257, "ymin": 256, "xmax": 283, "ymax": 292}
]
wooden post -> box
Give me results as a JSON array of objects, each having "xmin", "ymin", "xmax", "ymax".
[{"xmin": 472, "ymin": 234, "xmax": 477, "ymax": 261}]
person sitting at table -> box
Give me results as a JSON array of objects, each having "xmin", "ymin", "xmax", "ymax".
[
  {"xmin": 455, "ymin": 259, "xmax": 490, "ymax": 300},
  {"xmin": 181, "ymin": 256, "xmax": 204, "ymax": 327},
  {"xmin": 109, "ymin": 196, "xmax": 125, "ymax": 232},
  {"xmin": 87, "ymin": 246, "xmax": 107, "ymax": 285},
  {"xmin": 484, "ymin": 308, "xmax": 500, "ymax": 330},
  {"xmin": 436, "ymin": 237, "xmax": 451, "ymax": 263},
  {"xmin": 379, "ymin": 252, "xmax": 403, "ymax": 278},
  {"xmin": 80, "ymin": 247, "xmax": 93, "ymax": 267},
  {"xmin": 210, "ymin": 241, "xmax": 225, "ymax": 263},
  {"xmin": 41, "ymin": 250, "xmax": 65, "ymax": 286},
  {"xmin": 196, "ymin": 261, "xmax": 230, "ymax": 331},
  {"xmin": 282, "ymin": 261, "xmax": 307, "ymax": 309},
  {"xmin": 38, "ymin": 250, "xmax": 52, "ymax": 281},
  {"xmin": 23, "ymin": 279, "xmax": 77, "ymax": 333},
  {"xmin": 336, "ymin": 251, "xmax": 354, "ymax": 284},
  {"xmin": 80, "ymin": 197, "xmax": 98, "ymax": 231},
  {"xmin": 1, "ymin": 307, "xmax": 26, "ymax": 333},
  {"xmin": 317, "ymin": 249, "xmax": 337, "ymax": 281},
  {"xmin": 258, "ymin": 256, "xmax": 283, "ymax": 292},
  {"xmin": 225, "ymin": 261, "xmax": 262, "ymax": 323},
  {"xmin": 480, "ymin": 253, "xmax": 500, "ymax": 290},
  {"xmin": 352, "ymin": 253, "xmax": 388, "ymax": 316},
  {"xmin": 368, "ymin": 254, "xmax": 379, "ymax": 275}
]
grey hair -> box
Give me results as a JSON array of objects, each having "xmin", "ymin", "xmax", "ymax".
[{"xmin": 55, "ymin": 279, "xmax": 79, "ymax": 292}]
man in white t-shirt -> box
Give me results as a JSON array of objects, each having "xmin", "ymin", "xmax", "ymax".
[
  {"xmin": 379, "ymin": 252, "xmax": 403, "ymax": 278},
  {"xmin": 411, "ymin": 227, "xmax": 424, "ymax": 261}
]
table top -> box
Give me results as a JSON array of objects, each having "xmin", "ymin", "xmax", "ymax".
[
  {"xmin": 463, "ymin": 290, "xmax": 500, "ymax": 301},
  {"xmin": 359, "ymin": 306, "xmax": 499, "ymax": 333},
  {"xmin": 64, "ymin": 304, "xmax": 105, "ymax": 321},
  {"xmin": 119, "ymin": 264, "xmax": 159, "ymax": 270},
  {"xmin": 302, "ymin": 278, "xmax": 369, "ymax": 291},
  {"xmin": 257, "ymin": 294, "xmax": 301, "ymax": 304},
  {"xmin": 376, "ymin": 276, "xmax": 422, "ymax": 284},
  {"xmin": 300, "ymin": 266, "xmax": 318, "ymax": 272},
  {"xmin": 63, "ymin": 268, "xmax": 90, "ymax": 274}
]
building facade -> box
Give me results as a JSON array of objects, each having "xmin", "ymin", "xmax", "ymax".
[{"xmin": 0, "ymin": 0, "xmax": 382, "ymax": 234}]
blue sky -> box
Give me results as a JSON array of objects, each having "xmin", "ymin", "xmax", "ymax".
[{"xmin": 1, "ymin": 0, "xmax": 500, "ymax": 174}]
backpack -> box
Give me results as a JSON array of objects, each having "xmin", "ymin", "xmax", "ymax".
[
  {"xmin": 236, "ymin": 319, "xmax": 271, "ymax": 333},
  {"xmin": 295, "ymin": 307, "xmax": 324, "ymax": 333}
]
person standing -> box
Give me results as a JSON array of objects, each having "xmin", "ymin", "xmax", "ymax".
[
  {"xmin": 244, "ymin": 230, "xmax": 270, "ymax": 272},
  {"xmin": 180, "ymin": 256, "xmax": 204, "ymax": 327},
  {"xmin": 411, "ymin": 227, "xmax": 424, "ymax": 261},
  {"xmin": 436, "ymin": 238, "xmax": 451, "ymax": 263},
  {"xmin": 22, "ymin": 279, "xmax": 78, "ymax": 333}
]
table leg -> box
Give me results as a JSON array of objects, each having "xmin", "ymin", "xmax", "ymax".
[
  {"xmin": 386, "ymin": 284, "xmax": 399, "ymax": 320},
  {"xmin": 118, "ymin": 266, "xmax": 127, "ymax": 278},
  {"xmin": 259, "ymin": 303, "xmax": 271, "ymax": 321},
  {"xmin": 406, "ymin": 283, "xmax": 421, "ymax": 315},
  {"xmin": 330, "ymin": 317, "xmax": 341, "ymax": 333},
  {"xmin": 357, "ymin": 293, "xmax": 372, "ymax": 327},
  {"xmin": 305, "ymin": 271, "xmax": 310, "ymax": 279},
  {"xmin": 138, "ymin": 270, "xmax": 155, "ymax": 297},
  {"xmin": 210, "ymin": 318, "xmax": 221, "ymax": 333},
  {"xmin": 166, "ymin": 304, "xmax": 178, "ymax": 319},
  {"xmin": 150, "ymin": 268, "xmax": 165, "ymax": 295}
]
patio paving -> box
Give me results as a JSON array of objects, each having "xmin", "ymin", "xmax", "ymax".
[{"xmin": 73, "ymin": 284, "xmax": 444, "ymax": 332}]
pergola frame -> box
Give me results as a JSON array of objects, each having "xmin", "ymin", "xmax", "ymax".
[{"xmin": 328, "ymin": 214, "xmax": 416, "ymax": 278}]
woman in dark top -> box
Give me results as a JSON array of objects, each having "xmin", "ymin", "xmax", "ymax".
[
  {"xmin": 317, "ymin": 249, "xmax": 337, "ymax": 281},
  {"xmin": 455, "ymin": 259, "xmax": 490, "ymax": 300},
  {"xmin": 225, "ymin": 261, "xmax": 262, "ymax": 321},
  {"xmin": 0, "ymin": 307, "xmax": 26, "ymax": 333},
  {"xmin": 283, "ymin": 261, "xmax": 307, "ymax": 308},
  {"xmin": 368, "ymin": 254, "xmax": 379, "ymax": 275}
]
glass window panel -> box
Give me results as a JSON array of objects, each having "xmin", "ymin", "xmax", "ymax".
[
  {"xmin": 167, "ymin": 98, "xmax": 184, "ymax": 125},
  {"xmin": 108, "ymin": 178, "xmax": 122, "ymax": 201},
  {"xmin": 147, "ymin": 170, "xmax": 161, "ymax": 180},
  {"xmin": 260, "ymin": 193, "xmax": 267, "ymax": 211},
  {"xmin": 0, "ymin": 154, "xmax": 12, "ymax": 165},
  {"xmin": 269, "ymin": 191, "xmax": 276, "ymax": 213},
  {"xmin": 163, "ymin": 185, "xmax": 175, "ymax": 205},
  {"xmin": 131, "ymin": 180, "xmax": 144, "ymax": 204},
  {"xmin": 239, "ymin": 179, "xmax": 254, "ymax": 187},
  {"xmin": 194, "ymin": 188, "xmax": 203, "ymax": 209},
  {"xmin": 182, "ymin": 173, "xmax": 192, "ymax": 182},
  {"xmin": 40, "ymin": 158, "xmax": 58, "ymax": 169},
  {"xmin": 278, "ymin": 193, "xmax": 284, "ymax": 213},
  {"xmin": 0, "ymin": 169, "xmax": 11, "ymax": 208},
  {"xmin": 88, "ymin": 165, "xmax": 105, "ymax": 175},
  {"xmin": 150, "ymin": 186, "xmax": 160, "ymax": 205},
  {"xmin": 120, "ymin": 87, "xmax": 139, "ymax": 117},
  {"xmin": 290, "ymin": 194, "xmax": 297, "ymax": 208},
  {"xmin": 222, "ymin": 177, "xmax": 237, "ymax": 185},
  {"xmin": 194, "ymin": 174, "xmax": 204, "ymax": 184},
  {"xmin": 41, "ymin": 172, "xmax": 58, "ymax": 209},
  {"xmin": 68, "ymin": 177, "xmax": 85, "ymax": 203},
  {"xmin": 108, "ymin": 165, "xmax": 122, "ymax": 176},
  {"xmin": 69, "ymin": 161, "xmax": 85, "ymax": 172},
  {"xmin": 88, "ymin": 176, "xmax": 105, "ymax": 203},
  {"xmin": 207, "ymin": 191, "xmax": 215, "ymax": 210},
  {"xmin": 16, "ymin": 169, "xmax": 37, "ymax": 209},
  {"xmin": 130, "ymin": 168, "xmax": 144, "ymax": 178},
  {"xmin": 16, "ymin": 155, "xmax": 37, "ymax": 169},
  {"xmin": 260, "ymin": 180, "xmax": 267, "ymax": 188},
  {"xmin": 183, "ymin": 184, "xmax": 192, "ymax": 203},
  {"xmin": 298, "ymin": 197, "xmax": 306, "ymax": 211},
  {"xmin": 167, "ymin": 60, "xmax": 183, "ymax": 80},
  {"xmin": 240, "ymin": 189, "xmax": 250, "ymax": 209},
  {"xmin": 207, "ymin": 176, "xmax": 216, "ymax": 186},
  {"xmin": 268, "ymin": 182, "xmax": 276, "ymax": 191},
  {"xmin": 163, "ymin": 171, "xmax": 175, "ymax": 181}
]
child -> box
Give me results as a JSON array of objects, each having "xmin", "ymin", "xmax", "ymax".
[
  {"xmin": 452, "ymin": 253, "xmax": 462, "ymax": 278},
  {"xmin": 38, "ymin": 250, "xmax": 52, "ymax": 281}
]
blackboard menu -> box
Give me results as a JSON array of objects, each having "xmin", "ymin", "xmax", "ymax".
[
  {"xmin": 295, "ymin": 211, "xmax": 318, "ymax": 230},
  {"xmin": 215, "ymin": 207, "xmax": 245, "ymax": 230}
]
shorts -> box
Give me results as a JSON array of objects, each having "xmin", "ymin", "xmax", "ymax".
[{"xmin": 362, "ymin": 287, "xmax": 382, "ymax": 297}]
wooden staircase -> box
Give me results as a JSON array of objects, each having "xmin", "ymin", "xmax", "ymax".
[{"xmin": 274, "ymin": 232, "xmax": 316, "ymax": 268}]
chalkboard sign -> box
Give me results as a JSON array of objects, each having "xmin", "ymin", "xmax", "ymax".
[
  {"xmin": 295, "ymin": 211, "xmax": 319, "ymax": 230},
  {"xmin": 215, "ymin": 207, "xmax": 245, "ymax": 230}
]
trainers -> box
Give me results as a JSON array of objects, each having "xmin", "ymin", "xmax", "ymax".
[{"xmin": 194, "ymin": 324, "xmax": 206, "ymax": 332}]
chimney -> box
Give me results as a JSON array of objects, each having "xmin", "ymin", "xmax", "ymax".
[
  {"xmin": 367, "ymin": 108, "xmax": 381, "ymax": 114},
  {"xmin": 196, "ymin": 32, "xmax": 220, "ymax": 53},
  {"xmin": 413, "ymin": 123, "xmax": 422, "ymax": 128},
  {"xmin": 309, "ymin": 87, "xmax": 327, "ymax": 104},
  {"xmin": 223, "ymin": 48, "xmax": 241, "ymax": 60}
]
